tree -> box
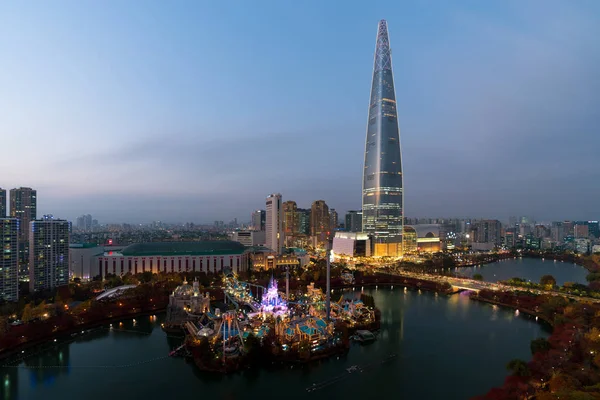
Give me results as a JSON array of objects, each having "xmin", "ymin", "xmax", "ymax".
[
  {"xmin": 506, "ymin": 359, "xmax": 530, "ymax": 377},
  {"xmin": 0, "ymin": 315, "xmax": 8, "ymax": 335},
  {"xmin": 586, "ymin": 273, "xmax": 600, "ymax": 283},
  {"xmin": 530, "ymin": 337, "xmax": 551, "ymax": 355},
  {"xmin": 473, "ymin": 273, "xmax": 484, "ymax": 281},
  {"xmin": 540, "ymin": 275, "xmax": 557, "ymax": 289},
  {"xmin": 21, "ymin": 303, "xmax": 34, "ymax": 322}
]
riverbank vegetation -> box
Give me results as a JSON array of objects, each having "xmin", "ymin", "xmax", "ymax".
[{"xmin": 473, "ymin": 289, "xmax": 600, "ymax": 399}]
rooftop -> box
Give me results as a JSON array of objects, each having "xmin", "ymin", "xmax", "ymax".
[{"xmin": 121, "ymin": 241, "xmax": 247, "ymax": 257}]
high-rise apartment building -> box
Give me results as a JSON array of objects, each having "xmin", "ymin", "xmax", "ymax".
[
  {"xmin": 345, "ymin": 210, "xmax": 363, "ymax": 233},
  {"xmin": 251, "ymin": 210, "xmax": 266, "ymax": 231},
  {"xmin": 330, "ymin": 209, "xmax": 338, "ymax": 232},
  {"xmin": 362, "ymin": 20, "xmax": 404, "ymax": 257},
  {"xmin": 310, "ymin": 200, "xmax": 330, "ymax": 248},
  {"xmin": 29, "ymin": 216, "xmax": 70, "ymax": 292},
  {"xmin": 551, "ymin": 222, "xmax": 565, "ymax": 244},
  {"xmin": 283, "ymin": 201, "xmax": 298, "ymax": 235},
  {"xmin": 0, "ymin": 188, "xmax": 6, "ymax": 218},
  {"xmin": 265, "ymin": 194, "xmax": 284, "ymax": 254},
  {"xmin": 574, "ymin": 223, "xmax": 589, "ymax": 239},
  {"xmin": 0, "ymin": 218, "xmax": 19, "ymax": 302},
  {"xmin": 10, "ymin": 187, "xmax": 37, "ymax": 278},
  {"xmin": 473, "ymin": 220, "xmax": 502, "ymax": 245}
]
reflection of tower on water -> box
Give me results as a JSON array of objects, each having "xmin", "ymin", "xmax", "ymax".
[
  {"xmin": 2, "ymin": 367, "xmax": 18, "ymax": 400},
  {"xmin": 24, "ymin": 344, "xmax": 71, "ymax": 385}
]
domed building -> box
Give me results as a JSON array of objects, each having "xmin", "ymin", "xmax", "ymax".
[{"xmin": 169, "ymin": 277, "xmax": 210, "ymax": 314}]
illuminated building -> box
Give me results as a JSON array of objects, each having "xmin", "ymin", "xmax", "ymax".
[
  {"xmin": 283, "ymin": 201, "xmax": 298, "ymax": 235},
  {"xmin": 169, "ymin": 278, "xmax": 210, "ymax": 314},
  {"xmin": 362, "ymin": 20, "xmax": 403, "ymax": 257},
  {"xmin": 260, "ymin": 276, "xmax": 288, "ymax": 314},
  {"xmin": 93, "ymin": 241, "xmax": 249, "ymax": 278},
  {"xmin": 310, "ymin": 200, "xmax": 330, "ymax": 248},
  {"xmin": 10, "ymin": 187, "xmax": 37, "ymax": 278},
  {"xmin": 0, "ymin": 218, "xmax": 19, "ymax": 302},
  {"xmin": 0, "ymin": 188, "xmax": 6, "ymax": 217},
  {"xmin": 249, "ymin": 249, "xmax": 302, "ymax": 270},
  {"xmin": 330, "ymin": 209, "xmax": 338, "ymax": 232},
  {"xmin": 266, "ymin": 194, "xmax": 284, "ymax": 254},
  {"xmin": 331, "ymin": 232, "xmax": 371, "ymax": 258},
  {"xmin": 472, "ymin": 220, "xmax": 502, "ymax": 245},
  {"xmin": 402, "ymin": 225, "xmax": 441, "ymax": 253},
  {"xmin": 29, "ymin": 215, "xmax": 69, "ymax": 292}
]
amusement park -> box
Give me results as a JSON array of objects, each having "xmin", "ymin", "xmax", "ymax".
[{"xmin": 163, "ymin": 269, "xmax": 380, "ymax": 373}]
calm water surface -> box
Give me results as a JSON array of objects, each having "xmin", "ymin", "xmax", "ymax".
[
  {"xmin": 2, "ymin": 288, "xmax": 551, "ymax": 400},
  {"xmin": 459, "ymin": 257, "xmax": 588, "ymax": 285}
]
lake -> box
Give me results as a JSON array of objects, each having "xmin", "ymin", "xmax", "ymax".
[
  {"xmin": 1, "ymin": 287, "xmax": 552, "ymax": 400},
  {"xmin": 459, "ymin": 257, "xmax": 589, "ymax": 285}
]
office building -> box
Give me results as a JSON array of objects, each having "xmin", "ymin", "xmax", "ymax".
[
  {"xmin": 297, "ymin": 208, "xmax": 311, "ymax": 235},
  {"xmin": 0, "ymin": 188, "xmax": 6, "ymax": 218},
  {"xmin": 473, "ymin": 220, "xmax": 502, "ymax": 245},
  {"xmin": 310, "ymin": 200, "xmax": 330, "ymax": 248},
  {"xmin": 29, "ymin": 216, "xmax": 70, "ymax": 292},
  {"xmin": 265, "ymin": 194, "xmax": 284, "ymax": 254},
  {"xmin": 10, "ymin": 187, "xmax": 37, "ymax": 278},
  {"xmin": 283, "ymin": 201, "xmax": 298, "ymax": 235},
  {"xmin": 0, "ymin": 218, "xmax": 19, "ymax": 302},
  {"xmin": 345, "ymin": 210, "xmax": 362, "ymax": 232},
  {"xmin": 551, "ymin": 222, "xmax": 565, "ymax": 244},
  {"xmin": 362, "ymin": 20, "xmax": 404, "ymax": 257},
  {"xmin": 330, "ymin": 209, "xmax": 338, "ymax": 232},
  {"xmin": 251, "ymin": 210, "xmax": 266, "ymax": 231}
]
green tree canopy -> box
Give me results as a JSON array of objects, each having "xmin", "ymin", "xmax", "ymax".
[
  {"xmin": 530, "ymin": 337, "xmax": 551, "ymax": 355},
  {"xmin": 506, "ymin": 359, "xmax": 530, "ymax": 377},
  {"xmin": 540, "ymin": 275, "xmax": 557, "ymax": 287}
]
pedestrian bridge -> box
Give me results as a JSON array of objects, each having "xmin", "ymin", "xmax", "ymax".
[{"xmin": 95, "ymin": 285, "xmax": 137, "ymax": 300}]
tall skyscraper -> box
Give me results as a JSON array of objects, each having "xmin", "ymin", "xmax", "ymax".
[
  {"xmin": 251, "ymin": 210, "xmax": 266, "ymax": 231},
  {"xmin": 265, "ymin": 194, "xmax": 284, "ymax": 254},
  {"xmin": 10, "ymin": 187, "xmax": 37, "ymax": 278},
  {"xmin": 310, "ymin": 200, "xmax": 330, "ymax": 248},
  {"xmin": 283, "ymin": 201, "xmax": 298, "ymax": 235},
  {"xmin": 345, "ymin": 210, "xmax": 363, "ymax": 232},
  {"xmin": 29, "ymin": 215, "xmax": 70, "ymax": 292},
  {"xmin": 362, "ymin": 20, "xmax": 404, "ymax": 257},
  {"xmin": 297, "ymin": 208, "xmax": 311, "ymax": 235},
  {"xmin": 330, "ymin": 209, "xmax": 338, "ymax": 232},
  {"xmin": 0, "ymin": 188, "xmax": 6, "ymax": 218},
  {"xmin": 0, "ymin": 218, "xmax": 19, "ymax": 302}
]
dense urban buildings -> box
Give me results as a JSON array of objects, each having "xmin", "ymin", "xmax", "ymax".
[
  {"xmin": 310, "ymin": 200, "xmax": 330, "ymax": 248},
  {"xmin": 230, "ymin": 230, "xmax": 265, "ymax": 247},
  {"xmin": 0, "ymin": 218, "xmax": 19, "ymax": 302},
  {"xmin": 362, "ymin": 20, "xmax": 404, "ymax": 257},
  {"xmin": 29, "ymin": 215, "xmax": 69, "ymax": 292},
  {"xmin": 265, "ymin": 194, "xmax": 284, "ymax": 254},
  {"xmin": 0, "ymin": 188, "xmax": 6, "ymax": 218},
  {"xmin": 330, "ymin": 209, "xmax": 338, "ymax": 232},
  {"xmin": 332, "ymin": 232, "xmax": 371, "ymax": 258},
  {"xmin": 10, "ymin": 187, "xmax": 37, "ymax": 279}
]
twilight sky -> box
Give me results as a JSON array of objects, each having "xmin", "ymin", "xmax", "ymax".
[{"xmin": 1, "ymin": 1, "xmax": 599, "ymax": 224}]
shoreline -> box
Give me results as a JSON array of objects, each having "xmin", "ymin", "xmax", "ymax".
[{"xmin": 0, "ymin": 306, "xmax": 167, "ymax": 362}]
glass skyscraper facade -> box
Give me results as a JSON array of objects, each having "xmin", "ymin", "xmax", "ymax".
[{"xmin": 362, "ymin": 20, "xmax": 404, "ymax": 257}]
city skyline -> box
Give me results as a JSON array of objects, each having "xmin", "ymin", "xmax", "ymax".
[{"xmin": 1, "ymin": 1, "xmax": 599, "ymax": 223}]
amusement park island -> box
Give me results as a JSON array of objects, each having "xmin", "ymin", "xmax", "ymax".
[{"xmin": 165, "ymin": 272, "xmax": 380, "ymax": 373}]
